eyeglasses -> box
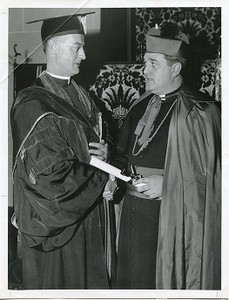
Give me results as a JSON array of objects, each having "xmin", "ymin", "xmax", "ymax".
[{"xmin": 54, "ymin": 39, "xmax": 85, "ymax": 53}]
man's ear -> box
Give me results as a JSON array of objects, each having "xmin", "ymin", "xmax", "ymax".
[
  {"xmin": 48, "ymin": 39, "xmax": 57, "ymax": 55},
  {"xmin": 172, "ymin": 62, "xmax": 182, "ymax": 77}
]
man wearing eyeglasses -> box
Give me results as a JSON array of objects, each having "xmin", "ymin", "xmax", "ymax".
[{"xmin": 10, "ymin": 13, "xmax": 116, "ymax": 289}]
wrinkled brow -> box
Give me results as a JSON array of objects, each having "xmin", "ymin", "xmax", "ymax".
[{"xmin": 144, "ymin": 56, "xmax": 158, "ymax": 64}]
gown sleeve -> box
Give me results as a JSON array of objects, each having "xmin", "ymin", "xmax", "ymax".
[{"xmin": 14, "ymin": 114, "xmax": 108, "ymax": 251}]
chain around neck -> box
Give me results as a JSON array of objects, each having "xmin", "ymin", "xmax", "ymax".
[{"xmin": 132, "ymin": 98, "xmax": 178, "ymax": 156}]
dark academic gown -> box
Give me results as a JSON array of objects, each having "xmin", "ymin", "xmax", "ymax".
[
  {"xmin": 114, "ymin": 87, "xmax": 221, "ymax": 289},
  {"xmin": 11, "ymin": 72, "xmax": 110, "ymax": 289}
]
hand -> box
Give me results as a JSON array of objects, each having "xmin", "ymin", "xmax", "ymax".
[
  {"xmin": 133, "ymin": 175, "xmax": 163, "ymax": 199},
  {"xmin": 103, "ymin": 175, "xmax": 117, "ymax": 201},
  {"xmin": 89, "ymin": 139, "xmax": 108, "ymax": 161}
]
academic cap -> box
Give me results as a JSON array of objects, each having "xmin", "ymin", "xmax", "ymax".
[
  {"xmin": 146, "ymin": 22, "xmax": 189, "ymax": 57},
  {"xmin": 27, "ymin": 11, "xmax": 95, "ymax": 42}
]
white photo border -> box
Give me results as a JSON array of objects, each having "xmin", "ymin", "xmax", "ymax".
[{"xmin": 1, "ymin": 0, "xmax": 228, "ymax": 298}]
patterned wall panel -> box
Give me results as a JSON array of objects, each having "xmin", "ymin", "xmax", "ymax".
[
  {"xmin": 90, "ymin": 60, "xmax": 220, "ymax": 128},
  {"xmin": 90, "ymin": 64, "xmax": 145, "ymax": 128},
  {"xmin": 135, "ymin": 7, "xmax": 221, "ymax": 61},
  {"xmin": 15, "ymin": 58, "xmax": 221, "ymax": 130}
]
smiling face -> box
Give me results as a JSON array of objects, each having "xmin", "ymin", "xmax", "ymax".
[
  {"xmin": 47, "ymin": 33, "xmax": 86, "ymax": 76},
  {"xmin": 143, "ymin": 52, "xmax": 182, "ymax": 95}
]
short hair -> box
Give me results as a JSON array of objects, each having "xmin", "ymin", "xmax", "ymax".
[
  {"xmin": 42, "ymin": 40, "xmax": 48, "ymax": 53},
  {"xmin": 164, "ymin": 54, "xmax": 187, "ymax": 67},
  {"xmin": 163, "ymin": 54, "xmax": 187, "ymax": 76}
]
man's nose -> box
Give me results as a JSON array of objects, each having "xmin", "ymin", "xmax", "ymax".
[
  {"xmin": 143, "ymin": 65, "xmax": 148, "ymax": 76},
  {"xmin": 79, "ymin": 47, "xmax": 86, "ymax": 60}
]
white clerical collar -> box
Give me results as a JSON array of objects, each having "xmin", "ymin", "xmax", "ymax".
[
  {"xmin": 46, "ymin": 71, "xmax": 71, "ymax": 84},
  {"xmin": 159, "ymin": 94, "xmax": 166, "ymax": 101}
]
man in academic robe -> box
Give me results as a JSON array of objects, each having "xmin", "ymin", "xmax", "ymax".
[
  {"xmin": 11, "ymin": 13, "xmax": 116, "ymax": 289},
  {"xmin": 112, "ymin": 22, "xmax": 221, "ymax": 289}
]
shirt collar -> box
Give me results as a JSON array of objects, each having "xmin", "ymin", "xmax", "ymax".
[
  {"xmin": 156, "ymin": 85, "xmax": 182, "ymax": 101},
  {"xmin": 45, "ymin": 71, "xmax": 71, "ymax": 85}
]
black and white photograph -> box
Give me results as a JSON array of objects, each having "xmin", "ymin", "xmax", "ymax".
[{"xmin": 1, "ymin": 0, "xmax": 229, "ymax": 299}]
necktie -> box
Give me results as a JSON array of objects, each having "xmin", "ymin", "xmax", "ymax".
[{"xmin": 134, "ymin": 94, "xmax": 161, "ymax": 146}]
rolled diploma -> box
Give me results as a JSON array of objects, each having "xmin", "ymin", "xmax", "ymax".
[{"xmin": 90, "ymin": 156, "xmax": 131, "ymax": 182}]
